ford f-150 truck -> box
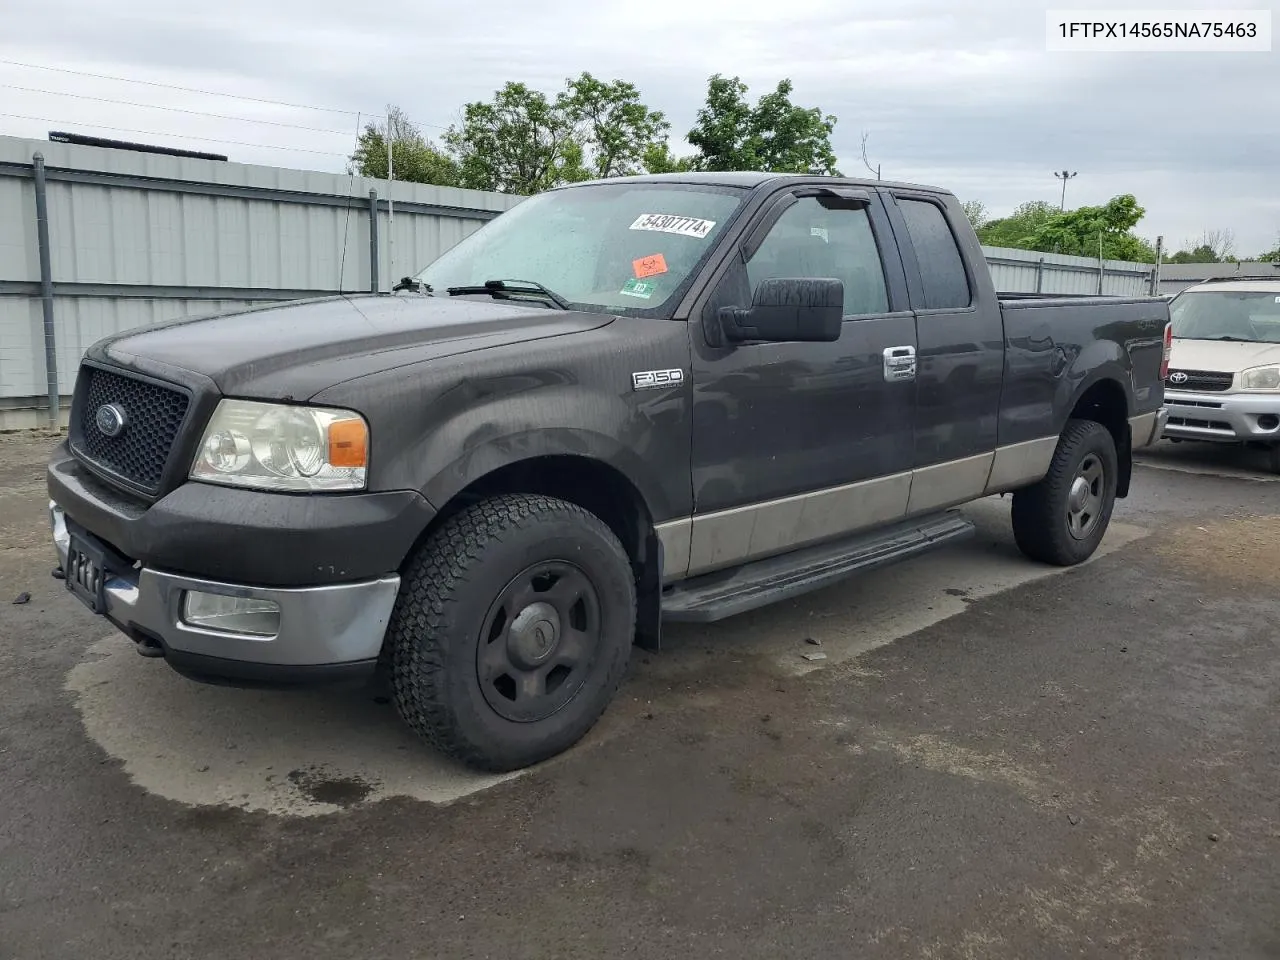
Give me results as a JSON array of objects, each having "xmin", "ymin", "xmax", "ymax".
[{"xmin": 47, "ymin": 172, "xmax": 1170, "ymax": 772}]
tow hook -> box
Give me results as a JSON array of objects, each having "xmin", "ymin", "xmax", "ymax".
[{"xmin": 133, "ymin": 635, "xmax": 165, "ymax": 658}]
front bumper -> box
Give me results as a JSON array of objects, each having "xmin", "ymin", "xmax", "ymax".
[
  {"xmin": 47, "ymin": 441, "xmax": 435, "ymax": 588},
  {"xmin": 1161, "ymin": 389, "xmax": 1280, "ymax": 444},
  {"xmin": 51, "ymin": 500, "xmax": 400, "ymax": 685}
]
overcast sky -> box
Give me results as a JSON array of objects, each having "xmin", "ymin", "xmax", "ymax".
[{"xmin": 3, "ymin": 0, "xmax": 1277, "ymax": 256}]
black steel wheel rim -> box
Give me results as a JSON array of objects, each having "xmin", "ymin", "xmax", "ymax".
[
  {"xmin": 476, "ymin": 560, "xmax": 603, "ymax": 723},
  {"xmin": 1066, "ymin": 452, "xmax": 1105, "ymax": 540}
]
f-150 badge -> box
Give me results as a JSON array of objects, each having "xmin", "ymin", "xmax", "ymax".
[{"xmin": 632, "ymin": 369, "xmax": 685, "ymax": 390}]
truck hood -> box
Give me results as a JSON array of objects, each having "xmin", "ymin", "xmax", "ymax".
[
  {"xmin": 95, "ymin": 294, "xmax": 616, "ymax": 399},
  {"xmin": 1170, "ymin": 338, "xmax": 1280, "ymax": 374}
]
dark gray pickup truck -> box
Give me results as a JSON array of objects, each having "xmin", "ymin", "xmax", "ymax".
[{"xmin": 47, "ymin": 172, "xmax": 1170, "ymax": 771}]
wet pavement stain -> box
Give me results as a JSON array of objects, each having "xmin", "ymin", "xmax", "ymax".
[{"xmin": 287, "ymin": 767, "xmax": 377, "ymax": 807}]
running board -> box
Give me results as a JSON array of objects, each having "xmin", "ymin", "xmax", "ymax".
[{"xmin": 661, "ymin": 510, "xmax": 976, "ymax": 623}]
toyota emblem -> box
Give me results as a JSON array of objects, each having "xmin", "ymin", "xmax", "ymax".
[
  {"xmin": 95, "ymin": 403, "xmax": 128, "ymax": 438},
  {"xmin": 1169, "ymin": 371, "xmax": 1188, "ymax": 384}
]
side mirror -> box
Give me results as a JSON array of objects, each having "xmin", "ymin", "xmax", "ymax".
[{"xmin": 718, "ymin": 277, "xmax": 844, "ymax": 343}]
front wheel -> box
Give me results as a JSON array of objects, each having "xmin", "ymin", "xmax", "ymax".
[
  {"xmin": 1011, "ymin": 419, "xmax": 1119, "ymax": 566},
  {"xmin": 1266, "ymin": 443, "xmax": 1280, "ymax": 475},
  {"xmin": 387, "ymin": 493, "xmax": 636, "ymax": 772}
]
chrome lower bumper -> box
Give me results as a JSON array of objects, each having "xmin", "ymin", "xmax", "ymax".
[
  {"xmin": 50, "ymin": 501, "xmax": 400, "ymax": 668},
  {"xmin": 1161, "ymin": 389, "xmax": 1280, "ymax": 443},
  {"xmin": 1131, "ymin": 408, "xmax": 1168, "ymax": 449}
]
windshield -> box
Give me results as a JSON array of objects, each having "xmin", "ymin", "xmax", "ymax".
[
  {"xmin": 1170, "ymin": 289, "xmax": 1280, "ymax": 343},
  {"xmin": 413, "ymin": 182, "xmax": 747, "ymax": 315}
]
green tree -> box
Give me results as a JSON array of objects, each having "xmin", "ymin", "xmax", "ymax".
[
  {"xmin": 444, "ymin": 82, "xmax": 587, "ymax": 194},
  {"xmin": 960, "ymin": 200, "xmax": 988, "ymax": 230},
  {"xmin": 1257, "ymin": 237, "xmax": 1280, "ymax": 263},
  {"xmin": 686, "ymin": 75, "xmax": 840, "ymax": 174},
  {"xmin": 444, "ymin": 76, "xmax": 674, "ymax": 192},
  {"xmin": 561, "ymin": 73, "xmax": 670, "ymax": 179},
  {"xmin": 1167, "ymin": 229, "xmax": 1238, "ymax": 263},
  {"xmin": 976, "ymin": 196, "xmax": 1156, "ymax": 262},
  {"xmin": 348, "ymin": 105, "xmax": 460, "ymax": 186},
  {"xmin": 1167, "ymin": 245, "xmax": 1221, "ymax": 264},
  {"xmin": 1024, "ymin": 194, "xmax": 1156, "ymax": 262},
  {"xmin": 975, "ymin": 201, "xmax": 1058, "ymax": 248},
  {"xmin": 641, "ymin": 141, "xmax": 699, "ymax": 174}
]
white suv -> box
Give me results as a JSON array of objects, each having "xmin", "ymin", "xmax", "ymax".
[{"xmin": 1163, "ymin": 276, "xmax": 1280, "ymax": 472}]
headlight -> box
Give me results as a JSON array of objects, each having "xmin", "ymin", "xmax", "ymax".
[
  {"xmin": 190, "ymin": 399, "xmax": 368, "ymax": 492},
  {"xmin": 1239, "ymin": 365, "xmax": 1280, "ymax": 391}
]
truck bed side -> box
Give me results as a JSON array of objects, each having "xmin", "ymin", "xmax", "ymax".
[{"xmin": 996, "ymin": 294, "xmax": 1169, "ymax": 448}]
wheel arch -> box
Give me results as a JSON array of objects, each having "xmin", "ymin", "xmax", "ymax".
[
  {"xmin": 1064, "ymin": 374, "xmax": 1132, "ymax": 497},
  {"xmin": 408, "ymin": 453, "xmax": 665, "ymax": 650}
]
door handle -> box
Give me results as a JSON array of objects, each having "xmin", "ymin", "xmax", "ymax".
[{"xmin": 883, "ymin": 345, "xmax": 916, "ymax": 382}]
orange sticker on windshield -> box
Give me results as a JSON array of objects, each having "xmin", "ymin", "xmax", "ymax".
[{"xmin": 633, "ymin": 254, "xmax": 668, "ymax": 279}]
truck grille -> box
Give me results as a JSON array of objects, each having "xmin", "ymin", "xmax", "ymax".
[
  {"xmin": 69, "ymin": 365, "xmax": 191, "ymax": 496},
  {"xmin": 1165, "ymin": 369, "xmax": 1234, "ymax": 392}
]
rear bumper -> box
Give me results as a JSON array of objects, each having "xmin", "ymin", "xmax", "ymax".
[
  {"xmin": 1161, "ymin": 390, "xmax": 1280, "ymax": 444},
  {"xmin": 1131, "ymin": 408, "xmax": 1168, "ymax": 449},
  {"xmin": 51, "ymin": 501, "xmax": 398, "ymax": 685}
]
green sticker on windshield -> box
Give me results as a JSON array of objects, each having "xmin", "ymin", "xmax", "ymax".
[{"xmin": 620, "ymin": 278, "xmax": 656, "ymax": 299}]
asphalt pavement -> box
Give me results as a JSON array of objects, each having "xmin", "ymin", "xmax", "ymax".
[{"xmin": 1, "ymin": 432, "xmax": 1277, "ymax": 960}]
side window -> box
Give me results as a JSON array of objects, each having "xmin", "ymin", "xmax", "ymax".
[
  {"xmin": 896, "ymin": 198, "xmax": 972, "ymax": 309},
  {"xmin": 745, "ymin": 197, "xmax": 890, "ymax": 316}
]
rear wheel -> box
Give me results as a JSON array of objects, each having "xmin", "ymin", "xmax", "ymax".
[
  {"xmin": 1012, "ymin": 419, "xmax": 1119, "ymax": 566},
  {"xmin": 387, "ymin": 493, "xmax": 636, "ymax": 772},
  {"xmin": 1267, "ymin": 443, "xmax": 1280, "ymax": 475}
]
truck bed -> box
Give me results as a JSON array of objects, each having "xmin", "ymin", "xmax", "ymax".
[{"xmin": 994, "ymin": 293, "xmax": 1169, "ymax": 448}]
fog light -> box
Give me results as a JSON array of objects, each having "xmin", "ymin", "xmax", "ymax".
[
  {"xmin": 1257, "ymin": 414, "xmax": 1279, "ymax": 431},
  {"xmin": 182, "ymin": 591, "xmax": 281, "ymax": 637}
]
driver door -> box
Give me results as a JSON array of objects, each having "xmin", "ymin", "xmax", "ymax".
[{"xmin": 685, "ymin": 187, "xmax": 918, "ymax": 576}]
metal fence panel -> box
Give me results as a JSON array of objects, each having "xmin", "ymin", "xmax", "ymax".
[
  {"xmin": 0, "ymin": 134, "xmax": 524, "ymax": 416},
  {"xmin": 1, "ymin": 295, "xmax": 267, "ymax": 400},
  {"xmin": 375, "ymin": 204, "xmax": 488, "ymax": 289},
  {"xmin": 982, "ymin": 245, "xmax": 1155, "ymax": 297}
]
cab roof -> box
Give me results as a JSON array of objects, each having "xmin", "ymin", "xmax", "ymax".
[{"xmin": 558, "ymin": 170, "xmax": 955, "ymax": 197}]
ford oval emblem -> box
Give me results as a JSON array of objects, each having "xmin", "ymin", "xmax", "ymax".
[
  {"xmin": 95, "ymin": 403, "xmax": 128, "ymax": 438},
  {"xmin": 1169, "ymin": 371, "xmax": 1188, "ymax": 385}
]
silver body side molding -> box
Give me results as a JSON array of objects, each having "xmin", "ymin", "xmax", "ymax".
[{"xmin": 655, "ymin": 430, "xmax": 1078, "ymax": 583}]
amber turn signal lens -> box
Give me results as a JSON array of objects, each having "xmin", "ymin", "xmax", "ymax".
[{"xmin": 327, "ymin": 418, "xmax": 368, "ymax": 468}]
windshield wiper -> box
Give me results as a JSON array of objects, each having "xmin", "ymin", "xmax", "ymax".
[{"xmin": 445, "ymin": 278, "xmax": 570, "ymax": 310}]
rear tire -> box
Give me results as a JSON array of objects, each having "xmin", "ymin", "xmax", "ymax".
[
  {"xmin": 1267, "ymin": 444, "xmax": 1280, "ymax": 475},
  {"xmin": 1012, "ymin": 419, "xmax": 1119, "ymax": 566},
  {"xmin": 387, "ymin": 493, "xmax": 636, "ymax": 772}
]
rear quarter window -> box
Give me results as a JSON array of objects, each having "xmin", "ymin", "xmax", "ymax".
[{"xmin": 897, "ymin": 198, "xmax": 972, "ymax": 310}]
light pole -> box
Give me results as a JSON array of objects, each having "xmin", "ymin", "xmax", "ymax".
[{"xmin": 1054, "ymin": 170, "xmax": 1077, "ymax": 210}]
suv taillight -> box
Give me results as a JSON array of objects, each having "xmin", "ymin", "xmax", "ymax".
[{"xmin": 1160, "ymin": 322, "xmax": 1172, "ymax": 380}]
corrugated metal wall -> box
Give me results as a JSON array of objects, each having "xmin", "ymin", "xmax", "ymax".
[
  {"xmin": 983, "ymin": 245, "xmax": 1155, "ymax": 297},
  {"xmin": 0, "ymin": 135, "xmax": 523, "ymax": 410},
  {"xmin": 0, "ymin": 134, "xmax": 1161, "ymax": 423}
]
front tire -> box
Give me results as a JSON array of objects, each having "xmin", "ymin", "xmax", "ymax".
[
  {"xmin": 387, "ymin": 493, "xmax": 636, "ymax": 772},
  {"xmin": 1011, "ymin": 419, "xmax": 1119, "ymax": 566},
  {"xmin": 1266, "ymin": 443, "xmax": 1280, "ymax": 475}
]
